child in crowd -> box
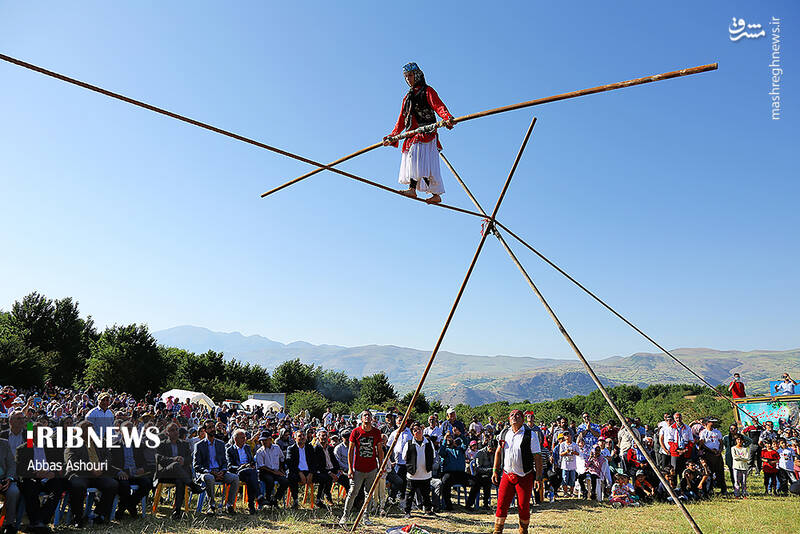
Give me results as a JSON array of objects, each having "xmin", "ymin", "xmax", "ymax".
[
  {"xmin": 776, "ymin": 438, "xmax": 795, "ymax": 495},
  {"xmin": 585, "ymin": 445, "xmax": 607, "ymax": 502},
  {"xmin": 680, "ymin": 462, "xmax": 704, "ymax": 501},
  {"xmin": 731, "ymin": 434, "xmax": 750, "ymax": 498},
  {"xmin": 633, "ymin": 470, "xmax": 655, "ymax": 503},
  {"xmin": 610, "ymin": 473, "xmax": 638, "ymax": 507},
  {"xmin": 761, "ymin": 439, "xmax": 780, "ymax": 495},
  {"xmin": 697, "ymin": 457, "xmax": 713, "ymax": 498},
  {"xmin": 559, "ymin": 431, "xmax": 580, "ymax": 497}
]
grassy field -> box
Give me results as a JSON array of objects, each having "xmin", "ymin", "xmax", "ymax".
[{"xmin": 53, "ymin": 476, "xmax": 798, "ymax": 534}]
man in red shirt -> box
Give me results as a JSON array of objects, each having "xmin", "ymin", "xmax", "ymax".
[
  {"xmin": 728, "ymin": 373, "xmax": 746, "ymax": 398},
  {"xmin": 339, "ymin": 410, "xmax": 385, "ymax": 528}
]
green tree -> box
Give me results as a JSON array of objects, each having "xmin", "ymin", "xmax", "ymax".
[
  {"xmin": 317, "ymin": 369, "xmax": 359, "ymax": 403},
  {"xmin": 84, "ymin": 324, "xmax": 171, "ymax": 397},
  {"xmin": 0, "ymin": 312, "xmax": 45, "ymax": 387},
  {"xmin": 10, "ymin": 292, "xmax": 96, "ymax": 386},
  {"xmin": 272, "ymin": 359, "xmax": 318, "ymax": 393},
  {"xmin": 399, "ymin": 391, "xmax": 430, "ymax": 414},
  {"xmin": 356, "ymin": 372, "xmax": 397, "ymax": 407},
  {"xmin": 287, "ymin": 390, "xmax": 328, "ymax": 419}
]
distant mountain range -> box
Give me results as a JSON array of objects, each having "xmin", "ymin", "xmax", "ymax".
[{"xmin": 153, "ymin": 325, "xmax": 800, "ymax": 406}]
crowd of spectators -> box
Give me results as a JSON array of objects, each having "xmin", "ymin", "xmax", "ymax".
[{"xmin": 0, "ymin": 381, "xmax": 798, "ymax": 534}]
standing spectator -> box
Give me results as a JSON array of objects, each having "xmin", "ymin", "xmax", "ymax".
[
  {"xmin": 774, "ymin": 373, "xmax": 797, "ymax": 396},
  {"xmin": 558, "ymin": 431, "xmax": 579, "ymax": 497},
  {"xmin": 255, "ymin": 432, "xmax": 288, "ymax": 506},
  {"xmin": 440, "ymin": 408, "xmax": 466, "ymax": 438},
  {"xmin": 617, "ymin": 419, "xmax": 640, "ymax": 474},
  {"xmin": 387, "ymin": 422, "xmax": 413, "ymax": 504},
  {"xmin": 723, "ymin": 423, "xmax": 751, "ymax": 484},
  {"xmin": 85, "ymin": 392, "xmax": 115, "ymax": 439},
  {"xmin": 193, "ymin": 419, "xmax": 239, "ymax": 515},
  {"xmin": 286, "ymin": 429, "xmax": 316, "ymax": 508},
  {"xmin": 576, "ymin": 412, "xmax": 601, "ymax": 450},
  {"xmin": 469, "ymin": 416, "xmax": 483, "ymax": 436},
  {"xmin": 226, "ymin": 429, "xmax": 259, "ymax": 514},
  {"xmin": 400, "ymin": 421, "xmax": 435, "ymax": 519},
  {"xmin": 731, "ymin": 434, "xmax": 750, "ymax": 498},
  {"xmin": 761, "ymin": 439, "xmax": 780, "ymax": 495},
  {"xmin": 323, "ymin": 407, "xmax": 334, "ymax": 428},
  {"xmin": 423, "ymin": 415, "xmax": 443, "ymax": 444},
  {"xmin": 339, "ymin": 410, "xmax": 384, "ymax": 528},
  {"xmin": 698, "ymin": 419, "xmax": 727, "ymax": 496},
  {"xmin": 491, "ymin": 409, "xmax": 542, "ymax": 534},
  {"xmin": 656, "ymin": 413, "xmax": 674, "ymax": 469},
  {"xmin": 728, "ymin": 373, "xmax": 746, "ymax": 398},
  {"xmin": 600, "ymin": 420, "xmax": 619, "ymax": 442},
  {"xmin": 666, "ymin": 412, "xmax": 694, "ymax": 477},
  {"xmin": 776, "ymin": 438, "xmax": 794, "ymax": 495}
]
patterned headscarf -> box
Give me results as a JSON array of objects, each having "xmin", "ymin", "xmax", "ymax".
[{"xmin": 402, "ymin": 62, "xmax": 428, "ymax": 130}]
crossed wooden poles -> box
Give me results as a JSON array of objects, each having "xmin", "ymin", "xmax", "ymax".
[{"xmin": 4, "ymin": 53, "xmax": 754, "ymax": 534}]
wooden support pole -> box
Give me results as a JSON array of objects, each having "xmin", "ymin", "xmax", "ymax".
[
  {"xmin": 348, "ymin": 116, "xmax": 537, "ymax": 532},
  {"xmin": 441, "ymin": 152, "xmax": 704, "ymax": 534}
]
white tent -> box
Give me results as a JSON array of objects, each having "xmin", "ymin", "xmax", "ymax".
[
  {"xmin": 161, "ymin": 388, "xmax": 216, "ymax": 409},
  {"xmin": 241, "ymin": 398, "xmax": 281, "ymax": 412}
]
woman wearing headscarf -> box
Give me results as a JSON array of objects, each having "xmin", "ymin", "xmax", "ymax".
[{"xmin": 383, "ymin": 62, "xmax": 455, "ymax": 204}]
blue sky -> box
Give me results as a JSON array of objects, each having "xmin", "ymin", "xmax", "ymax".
[{"xmin": 1, "ymin": 1, "xmax": 797, "ymax": 361}]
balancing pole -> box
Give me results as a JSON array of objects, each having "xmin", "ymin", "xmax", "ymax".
[
  {"xmin": 348, "ymin": 116, "xmax": 537, "ymax": 533},
  {"xmin": 0, "ymin": 53, "xmax": 486, "ymax": 220},
  {"xmin": 263, "ymin": 63, "xmax": 717, "ymax": 198},
  {"xmin": 441, "ymin": 152, "xmax": 703, "ymax": 534}
]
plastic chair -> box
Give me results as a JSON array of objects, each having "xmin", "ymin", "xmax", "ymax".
[
  {"xmin": 152, "ymin": 482, "xmax": 192, "ymax": 514},
  {"xmin": 286, "ymin": 482, "xmax": 314, "ymax": 509}
]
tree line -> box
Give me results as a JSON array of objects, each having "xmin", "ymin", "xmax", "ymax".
[{"xmin": 1, "ymin": 292, "xmax": 736, "ymax": 427}]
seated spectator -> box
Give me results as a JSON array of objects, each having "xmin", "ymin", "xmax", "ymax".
[
  {"xmin": 286, "ymin": 429, "xmax": 316, "ymax": 508},
  {"xmin": 15, "ymin": 423, "xmax": 68, "ymax": 533},
  {"xmin": 609, "ymin": 473, "xmax": 636, "ymax": 507},
  {"xmin": 680, "ymin": 462, "xmax": 703, "ymax": 501},
  {"xmin": 633, "ymin": 470, "xmax": 654, "ymax": 503},
  {"xmin": 226, "ymin": 429, "xmax": 259, "ymax": 514},
  {"xmin": 154, "ymin": 422, "xmax": 197, "ymax": 519},
  {"xmin": 584, "ymin": 445, "xmax": 606, "ymax": 502},
  {"xmin": 65, "ymin": 420, "xmax": 119, "ymax": 526},
  {"xmin": 439, "ymin": 430, "xmax": 479, "ymax": 511},
  {"xmin": 312, "ymin": 428, "xmax": 339, "ymax": 508},
  {"xmin": 193, "ymin": 419, "xmax": 239, "ymax": 515},
  {"xmin": 110, "ymin": 421, "xmax": 154, "ymax": 519},
  {"xmin": 255, "ymin": 431, "xmax": 288, "ymax": 506},
  {"xmin": 472, "ymin": 439, "xmax": 496, "ymax": 509},
  {"xmin": 1, "ymin": 434, "xmax": 21, "ymax": 534}
]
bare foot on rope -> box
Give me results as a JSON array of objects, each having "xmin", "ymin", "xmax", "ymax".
[
  {"xmin": 399, "ymin": 188, "xmax": 417, "ymax": 199},
  {"xmin": 426, "ymin": 194, "xmax": 442, "ymax": 204}
]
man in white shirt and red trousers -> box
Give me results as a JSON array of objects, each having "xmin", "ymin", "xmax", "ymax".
[
  {"xmin": 492, "ymin": 409, "xmax": 543, "ymax": 534},
  {"xmin": 383, "ymin": 62, "xmax": 455, "ymax": 205}
]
